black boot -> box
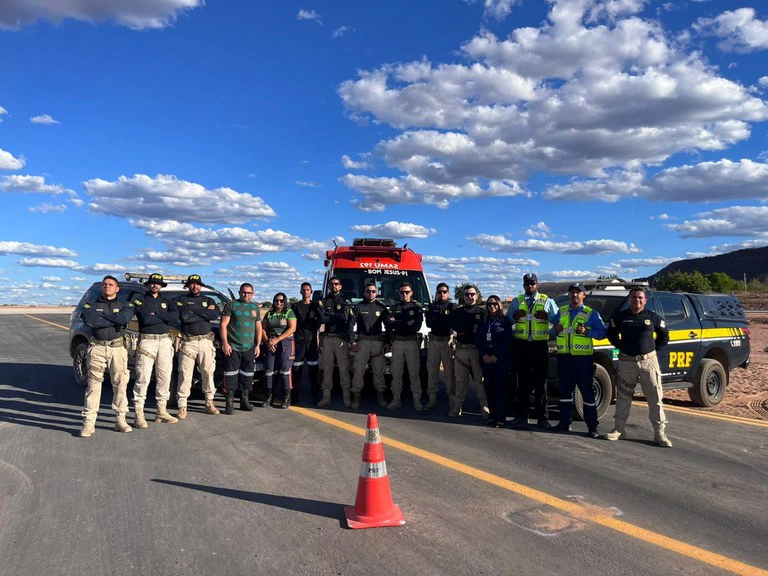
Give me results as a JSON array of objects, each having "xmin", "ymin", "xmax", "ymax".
[
  {"xmin": 291, "ymin": 367, "xmax": 301, "ymax": 405},
  {"xmin": 240, "ymin": 390, "xmax": 253, "ymax": 411},
  {"xmin": 224, "ymin": 390, "xmax": 235, "ymax": 415},
  {"xmin": 263, "ymin": 391, "xmax": 272, "ymax": 408},
  {"xmin": 281, "ymin": 394, "xmax": 291, "ymax": 409}
]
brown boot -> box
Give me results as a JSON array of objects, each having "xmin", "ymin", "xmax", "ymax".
[
  {"xmin": 351, "ymin": 391, "xmax": 361, "ymax": 410},
  {"xmin": 342, "ymin": 389, "xmax": 352, "ymax": 408},
  {"xmin": 134, "ymin": 407, "xmax": 148, "ymax": 429},
  {"xmin": 155, "ymin": 402, "xmax": 179, "ymax": 424},
  {"xmin": 114, "ymin": 414, "xmax": 132, "ymax": 433},
  {"xmin": 79, "ymin": 422, "xmax": 95, "ymax": 438},
  {"xmin": 204, "ymin": 400, "xmax": 220, "ymax": 415},
  {"xmin": 376, "ymin": 391, "xmax": 387, "ymax": 408},
  {"xmin": 425, "ymin": 393, "xmax": 438, "ymax": 411},
  {"xmin": 177, "ymin": 406, "xmax": 188, "ymax": 420},
  {"xmin": 317, "ymin": 390, "xmax": 331, "ymax": 407}
]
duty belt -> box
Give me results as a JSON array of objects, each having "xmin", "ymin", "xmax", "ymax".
[
  {"xmin": 455, "ymin": 342, "xmax": 476, "ymax": 349},
  {"xmin": 393, "ymin": 335, "xmax": 417, "ymax": 341},
  {"xmin": 140, "ymin": 333, "xmax": 170, "ymax": 341},
  {"xmin": 429, "ymin": 334, "xmax": 451, "ymax": 341},
  {"xmin": 90, "ymin": 337, "xmax": 124, "ymax": 347},
  {"xmin": 357, "ymin": 334, "xmax": 384, "ymax": 341},
  {"xmin": 619, "ymin": 351, "xmax": 656, "ymax": 361},
  {"xmin": 182, "ymin": 333, "xmax": 214, "ymax": 342}
]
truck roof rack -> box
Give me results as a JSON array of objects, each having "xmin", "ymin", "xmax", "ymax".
[
  {"xmin": 123, "ymin": 272, "xmax": 194, "ymax": 283},
  {"xmin": 352, "ymin": 238, "xmax": 397, "ymax": 247}
]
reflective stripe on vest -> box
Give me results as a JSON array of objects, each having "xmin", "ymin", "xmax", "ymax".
[
  {"xmin": 513, "ymin": 293, "xmax": 550, "ymax": 341},
  {"xmin": 556, "ymin": 305, "xmax": 594, "ymax": 355}
]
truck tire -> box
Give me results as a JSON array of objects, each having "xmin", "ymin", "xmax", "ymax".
[
  {"xmin": 574, "ymin": 363, "xmax": 613, "ymax": 420},
  {"xmin": 688, "ymin": 358, "xmax": 726, "ymax": 407},
  {"xmin": 72, "ymin": 341, "xmax": 89, "ymax": 386}
]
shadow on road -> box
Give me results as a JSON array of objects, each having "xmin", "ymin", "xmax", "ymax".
[{"xmin": 151, "ymin": 479, "xmax": 348, "ymax": 526}]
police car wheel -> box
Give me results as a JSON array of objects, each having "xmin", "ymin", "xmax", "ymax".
[
  {"xmin": 688, "ymin": 358, "xmax": 726, "ymax": 407},
  {"xmin": 574, "ymin": 363, "xmax": 613, "ymax": 421},
  {"xmin": 72, "ymin": 341, "xmax": 89, "ymax": 387}
]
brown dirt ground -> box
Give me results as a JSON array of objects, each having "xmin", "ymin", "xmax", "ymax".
[{"xmin": 664, "ymin": 312, "xmax": 768, "ymax": 421}]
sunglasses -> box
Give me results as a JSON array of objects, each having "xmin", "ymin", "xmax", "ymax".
[
  {"xmin": 437, "ymin": 289, "xmax": 448, "ymax": 293},
  {"xmin": 274, "ymin": 298, "xmax": 284, "ymax": 303},
  {"xmin": 330, "ymin": 282, "xmax": 341, "ymax": 286},
  {"xmin": 365, "ymin": 289, "xmax": 377, "ymax": 293},
  {"xmin": 487, "ymin": 302, "xmax": 500, "ymax": 307},
  {"xmin": 464, "ymin": 293, "xmax": 477, "ymax": 297},
  {"xmin": 399, "ymin": 290, "xmax": 412, "ymax": 294}
]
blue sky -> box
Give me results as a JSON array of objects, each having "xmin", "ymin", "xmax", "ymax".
[{"xmin": 1, "ymin": 0, "xmax": 767, "ymax": 305}]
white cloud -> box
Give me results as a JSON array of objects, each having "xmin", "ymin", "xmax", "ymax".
[
  {"xmin": 469, "ymin": 234, "xmax": 641, "ymax": 255},
  {"xmin": 0, "ymin": 174, "xmax": 77, "ymax": 196},
  {"xmin": 30, "ymin": 114, "xmax": 59, "ymax": 125},
  {"xmin": 650, "ymin": 213, "xmax": 672, "ymax": 220},
  {"xmin": 18, "ymin": 257, "xmax": 80, "ymax": 268},
  {"xmin": 295, "ymin": 180, "xmax": 319, "ymax": 188},
  {"xmin": 341, "ymin": 154, "xmax": 371, "ymax": 170},
  {"xmin": 0, "ymin": 147, "xmax": 25, "ymax": 170},
  {"xmin": 297, "ymin": 9, "xmax": 322, "ymax": 24},
  {"xmin": 127, "ymin": 219, "xmax": 327, "ymax": 266},
  {"xmin": 332, "ymin": 25, "xmax": 353, "ymax": 39},
  {"xmin": 41, "ymin": 276, "xmax": 62, "ymax": 282},
  {"xmin": 0, "ymin": 105, "xmax": 7, "ymax": 121},
  {"xmin": 548, "ymin": 269, "xmax": 597, "ymax": 279},
  {"xmin": 667, "ymin": 206, "xmax": 768, "ymax": 238},
  {"xmin": 644, "ymin": 159, "xmax": 768, "ymax": 202},
  {"xmin": 759, "ymin": 76, "xmax": 768, "ymax": 87},
  {"xmin": 694, "ymin": 8, "xmax": 768, "ymax": 53},
  {"xmin": 29, "ymin": 203, "xmax": 67, "ymax": 213},
  {"xmin": 302, "ymin": 252, "xmax": 323, "ymax": 261},
  {"xmin": 524, "ymin": 221, "xmax": 550, "ymax": 238},
  {"xmin": 338, "ymin": 1, "xmax": 768, "ymax": 210},
  {"xmin": 612, "ymin": 256, "xmax": 676, "ymax": 268},
  {"xmin": 349, "ymin": 221, "xmax": 436, "ymax": 239},
  {"xmin": 477, "ymin": 0, "xmax": 522, "ymax": 21},
  {"xmin": 0, "ymin": 241, "xmax": 77, "ymax": 257},
  {"xmin": 84, "ymin": 174, "xmax": 276, "ymax": 223},
  {"xmin": 0, "ymin": 0, "xmax": 204, "ymax": 30}
]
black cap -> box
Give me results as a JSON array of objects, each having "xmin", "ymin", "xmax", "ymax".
[
  {"xmin": 184, "ymin": 274, "xmax": 203, "ymax": 287},
  {"xmin": 568, "ymin": 282, "xmax": 586, "ymax": 293},
  {"xmin": 144, "ymin": 273, "xmax": 167, "ymax": 287},
  {"xmin": 523, "ymin": 273, "xmax": 538, "ymax": 284}
]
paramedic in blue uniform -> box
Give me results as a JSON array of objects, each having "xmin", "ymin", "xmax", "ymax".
[
  {"xmin": 506, "ymin": 273, "xmax": 558, "ymax": 429},
  {"xmin": 551, "ymin": 283, "xmax": 607, "ymax": 438},
  {"xmin": 476, "ymin": 295, "xmax": 513, "ymax": 427}
]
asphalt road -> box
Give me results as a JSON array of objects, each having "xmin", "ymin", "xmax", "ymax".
[{"xmin": 1, "ymin": 313, "xmax": 767, "ymax": 576}]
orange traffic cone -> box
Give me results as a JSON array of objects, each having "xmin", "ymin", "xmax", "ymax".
[{"xmin": 344, "ymin": 413, "xmax": 406, "ymax": 529}]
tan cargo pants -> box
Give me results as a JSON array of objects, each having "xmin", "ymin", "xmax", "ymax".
[
  {"xmin": 133, "ymin": 335, "xmax": 174, "ymax": 407},
  {"xmin": 82, "ymin": 342, "xmax": 129, "ymax": 423},
  {"xmin": 614, "ymin": 351, "xmax": 667, "ymax": 431},
  {"xmin": 177, "ymin": 336, "xmax": 216, "ymax": 407},
  {"xmin": 320, "ymin": 334, "xmax": 350, "ymax": 392},
  {"xmin": 390, "ymin": 339, "xmax": 421, "ymax": 397},
  {"xmin": 453, "ymin": 346, "xmax": 488, "ymax": 409},
  {"xmin": 352, "ymin": 339, "xmax": 386, "ymax": 393},
  {"xmin": 426, "ymin": 337, "xmax": 454, "ymax": 398}
]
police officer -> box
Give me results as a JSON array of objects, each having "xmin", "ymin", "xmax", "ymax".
[
  {"xmin": 290, "ymin": 282, "xmax": 322, "ymax": 404},
  {"xmin": 220, "ymin": 282, "xmax": 262, "ymax": 415},
  {"xmin": 173, "ymin": 274, "xmax": 221, "ymax": 419},
  {"xmin": 606, "ymin": 287, "xmax": 672, "ymax": 447},
  {"xmin": 424, "ymin": 282, "xmax": 455, "ymax": 412},
  {"xmin": 386, "ymin": 281, "xmax": 424, "ymax": 410},
  {"xmin": 349, "ymin": 282, "xmax": 390, "ymax": 410},
  {"xmin": 450, "ymin": 284, "xmax": 489, "ymax": 419},
  {"xmin": 131, "ymin": 273, "xmax": 179, "ymax": 428},
  {"xmin": 317, "ymin": 276, "xmax": 352, "ymax": 408},
  {"xmin": 79, "ymin": 275, "xmax": 135, "ymax": 437},
  {"xmin": 551, "ymin": 283, "xmax": 607, "ymax": 438},
  {"xmin": 506, "ymin": 273, "xmax": 558, "ymax": 429}
]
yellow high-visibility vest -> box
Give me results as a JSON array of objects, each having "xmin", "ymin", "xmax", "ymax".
[
  {"xmin": 556, "ymin": 305, "xmax": 594, "ymax": 355},
  {"xmin": 513, "ymin": 293, "xmax": 551, "ymax": 341}
]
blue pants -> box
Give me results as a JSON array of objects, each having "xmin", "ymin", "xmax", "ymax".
[
  {"xmin": 556, "ymin": 354, "xmax": 598, "ymax": 430},
  {"xmin": 481, "ymin": 358, "xmax": 510, "ymax": 423},
  {"xmin": 265, "ymin": 339, "xmax": 294, "ymax": 396}
]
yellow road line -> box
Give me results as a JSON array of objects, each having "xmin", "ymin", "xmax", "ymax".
[
  {"xmin": 23, "ymin": 314, "xmax": 70, "ymax": 331},
  {"xmin": 630, "ymin": 400, "xmax": 768, "ymax": 428},
  {"xmin": 291, "ymin": 406, "xmax": 768, "ymax": 576}
]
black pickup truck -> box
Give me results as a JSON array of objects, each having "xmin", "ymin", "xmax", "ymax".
[{"xmin": 546, "ymin": 286, "xmax": 751, "ymax": 419}]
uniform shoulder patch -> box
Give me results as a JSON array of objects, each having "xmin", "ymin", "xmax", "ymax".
[
  {"xmin": 133, "ymin": 299, "xmax": 143, "ymax": 306},
  {"xmin": 83, "ymin": 303, "xmax": 91, "ymax": 309}
]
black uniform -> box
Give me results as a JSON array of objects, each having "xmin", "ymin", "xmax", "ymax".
[
  {"xmin": 290, "ymin": 299, "xmax": 323, "ymax": 402},
  {"xmin": 350, "ymin": 299, "xmax": 390, "ymax": 342},
  {"xmin": 451, "ymin": 304, "xmax": 483, "ymax": 344},
  {"xmin": 133, "ymin": 293, "xmax": 178, "ymax": 335},
  {"xmin": 174, "ymin": 293, "xmax": 220, "ymax": 336},
  {"xmin": 388, "ymin": 300, "xmax": 423, "ymax": 338},
  {"xmin": 320, "ymin": 292, "xmax": 351, "ymax": 336},
  {"xmin": 607, "ymin": 308, "xmax": 669, "ymax": 354},
  {"xmin": 425, "ymin": 300, "xmax": 455, "ymax": 337},
  {"xmin": 82, "ymin": 294, "xmax": 135, "ymax": 340}
]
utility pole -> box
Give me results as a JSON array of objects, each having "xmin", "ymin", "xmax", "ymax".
[{"xmin": 743, "ymin": 273, "xmax": 747, "ymax": 291}]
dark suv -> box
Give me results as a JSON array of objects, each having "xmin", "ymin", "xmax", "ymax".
[
  {"xmin": 68, "ymin": 273, "xmax": 233, "ymax": 398},
  {"xmin": 545, "ymin": 283, "xmax": 751, "ymax": 419}
]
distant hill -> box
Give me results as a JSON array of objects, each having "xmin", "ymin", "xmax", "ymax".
[{"xmin": 645, "ymin": 246, "xmax": 768, "ymax": 285}]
